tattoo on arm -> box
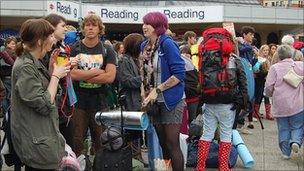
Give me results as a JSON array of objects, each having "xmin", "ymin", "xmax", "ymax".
[{"xmin": 160, "ymin": 76, "xmax": 180, "ymax": 91}]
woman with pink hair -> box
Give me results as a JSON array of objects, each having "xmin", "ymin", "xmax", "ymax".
[{"xmin": 141, "ymin": 12, "xmax": 186, "ymax": 171}]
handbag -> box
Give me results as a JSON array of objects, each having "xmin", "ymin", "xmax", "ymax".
[{"xmin": 283, "ymin": 65, "xmax": 304, "ymax": 88}]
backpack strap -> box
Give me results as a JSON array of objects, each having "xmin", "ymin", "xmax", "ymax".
[
  {"xmin": 100, "ymin": 41, "xmax": 108, "ymax": 60},
  {"xmin": 73, "ymin": 40, "xmax": 81, "ymax": 55}
]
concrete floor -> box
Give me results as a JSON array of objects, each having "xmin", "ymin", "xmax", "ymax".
[{"xmin": 1, "ymin": 105, "xmax": 303, "ymax": 170}]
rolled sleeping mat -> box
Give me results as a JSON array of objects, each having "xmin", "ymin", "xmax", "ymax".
[
  {"xmin": 232, "ymin": 129, "xmax": 244, "ymax": 145},
  {"xmin": 147, "ymin": 123, "xmax": 163, "ymax": 169},
  {"xmin": 232, "ymin": 130, "xmax": 255, "ymax": 168},
  {"xmin": 95, "ymin": 111, "xmax": 149, "ymax": 130}
]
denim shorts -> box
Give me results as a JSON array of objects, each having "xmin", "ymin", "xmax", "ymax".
[
  {"xmin": 152, "ymin": 100, "xmax": 185, "ymax": 125},
  {"xmin": 201, "ymin": 104, "xmax": 235, "ymax": 142}
]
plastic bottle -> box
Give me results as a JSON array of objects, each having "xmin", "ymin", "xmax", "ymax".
[{"xmin": 227, "ymin": 56, "xmax": 236, "ymax": 81}]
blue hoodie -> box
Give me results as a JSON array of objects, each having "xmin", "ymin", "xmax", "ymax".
[
  {"xmin": 238, "ymin": 42, "xmax": 258, "ymax": 66},
  {"xmin": 141, "ymin": 34, "xmax": 185, "ymax": 111}
]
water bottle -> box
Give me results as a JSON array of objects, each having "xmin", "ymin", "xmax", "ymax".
[{"xmin": 227, "ymin": 56, "xmax": 236, "ymax": 82}]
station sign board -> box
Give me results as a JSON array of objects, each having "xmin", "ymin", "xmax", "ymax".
[
  {"xmin": 47, "ymin": 1, "xmax": 80, "ymax": 22},
  {"xmin": 46, "ymin": 1, "xmax": 223, "ymax": 24},
  {"xmin": 82, "ymin": 5, "xmax": 223, "ymax": 24}
]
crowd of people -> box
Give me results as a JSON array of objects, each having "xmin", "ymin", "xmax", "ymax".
[{"xmin": 0, "ymin": 11, "xmax": 303, "ymax": 171}]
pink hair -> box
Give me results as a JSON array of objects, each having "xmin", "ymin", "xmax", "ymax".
[{"xmin": 143, "ymin": 12, "xmax": 169, "ymax": 36}]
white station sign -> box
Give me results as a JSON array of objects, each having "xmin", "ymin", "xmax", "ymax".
[
  {"xmin": 82, "ymin": 5, "xmax": 223, "ymax": 24},
  {"xmin": 47, "ymin": 1, "xmax": 80, "ymax": 22},
  {"xmin": 46, "ymin": 1, "xmax": 223, "ymax": 24}
]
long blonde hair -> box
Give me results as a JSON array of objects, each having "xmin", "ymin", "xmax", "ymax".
[
  {"xmin": 258, "ymin": 44, "xmax": 270, "ymax": 59},
  {"xmin": 258, "ymin": 44, "xmax": 271, "ymax": 73}
]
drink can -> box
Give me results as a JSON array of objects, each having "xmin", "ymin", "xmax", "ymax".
[{"xmin": 57, "ymin": 52, "xmax": 68, "ymax": 66}]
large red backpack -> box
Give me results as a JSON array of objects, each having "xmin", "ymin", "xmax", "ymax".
[{"xmin": 198, "ymin": 28, "xmax": 237, "ymax": 103}]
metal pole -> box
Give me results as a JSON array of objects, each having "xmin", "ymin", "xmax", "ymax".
[
  {"xmin": 79, "ymin": 0, "xmax": 82, "ymax": 18},
  {"xmin": 288, "ymin": 0, "xmax": 292, "ymax": 7},
  {"xmin": 78, "ymin": 0, "xmax": 83, "ymax": 31}
]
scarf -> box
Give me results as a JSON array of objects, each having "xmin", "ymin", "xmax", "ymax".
[{"xmin": 140, "ymin": 38, "xmax": 159, "ymax": 93}]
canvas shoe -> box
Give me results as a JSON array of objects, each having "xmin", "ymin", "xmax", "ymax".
[{"xmin": 291, "ymin": 143, "xmax": 299, "ymax": 153}]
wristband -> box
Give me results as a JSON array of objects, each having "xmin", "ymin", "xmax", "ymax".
[{"xmin": 52, "ymin": 75, "xmax": 60, "ymax": 80}]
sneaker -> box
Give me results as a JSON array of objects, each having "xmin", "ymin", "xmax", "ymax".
[
  {"xmin": 282, "ymin": 154, "xmax": 291, "ymax": 160},
  {"xmin": 291, "ymin": 143, "xmax": 299, "ymax": 153},
  {"xmin": 247, "ymin": 124, "xmax": 254, "ymax": 129}
]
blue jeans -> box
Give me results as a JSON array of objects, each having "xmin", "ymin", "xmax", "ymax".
[
  {"xmin": 201, "ymin": 104, "xmax": 236, "ymax": 142},
  {"xmin": 276, "ymin": 110, "xmax": 304, "ymax": 156}
]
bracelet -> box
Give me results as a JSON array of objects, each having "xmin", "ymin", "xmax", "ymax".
[{"xmin": 52, "ymin": 75, "xmax": 60, "ymax": 80}]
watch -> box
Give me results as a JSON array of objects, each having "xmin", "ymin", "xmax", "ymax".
[{"xmin": 156, "ymin": 88, "xmax": 162, "ymax": 94}]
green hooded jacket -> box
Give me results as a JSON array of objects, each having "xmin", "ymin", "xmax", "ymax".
[{"xmin": 11, "ymin": 52, "xmax": 65, "ymax": 169}]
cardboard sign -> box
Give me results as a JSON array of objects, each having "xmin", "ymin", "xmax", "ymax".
[{"xmin": 223, "ymin": 22, "xmax": 236, "ymax": 38}]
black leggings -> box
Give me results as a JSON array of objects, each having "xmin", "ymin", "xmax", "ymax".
[
  {"xmin": 254, "ymin": 78, "xmax": 270, "ymax": 105},
  {"xmin": 155, "ymin": 124, "xmax": 184, "ymax": 171},
  {"xmin": 59, "ymin": 120, "xmax": 74, "ymax": 149}
]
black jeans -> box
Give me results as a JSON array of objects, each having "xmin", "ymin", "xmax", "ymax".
[{"xmin": 59, "ymin": 120, "xmax": 74, "ymax": 149}]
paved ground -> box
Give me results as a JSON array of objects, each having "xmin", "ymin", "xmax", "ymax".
[
  {"xmin": 235, "ymin": 119, "xmax": 303, "ymax": 171},
  {"xmin": 1, "ymin": 104, "xmax": 303, "ymax": 170},
  {"xmin": 233, "ymin": 105, "xmax": 304, "ymax": 171}
]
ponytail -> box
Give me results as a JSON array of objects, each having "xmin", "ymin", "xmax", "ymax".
[{"xmin": 15, "ymin": 42, "xmax": 24, "ymax": 57}]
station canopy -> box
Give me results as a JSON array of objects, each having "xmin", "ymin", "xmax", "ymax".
[{"xmin": 81, "ymin": 0, "xmax": 262, "ymax": 6}]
